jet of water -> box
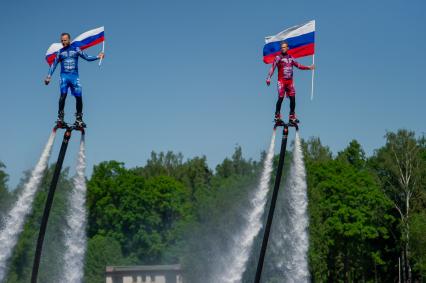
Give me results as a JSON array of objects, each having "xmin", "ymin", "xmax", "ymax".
[
  {"xmin": 219, "ymin": 130, "xmax": 276, "ymax": 283},
  {"xmin": 61, "ymin": 135, "xmax": 87, "ymax": 283},
  {"xmin": 272, "ymin": 131, "xmax": 310, "ymax": 282},
  {"xmin": 0, "ymin": 131, "xmax": 56, "ymax": 282}
]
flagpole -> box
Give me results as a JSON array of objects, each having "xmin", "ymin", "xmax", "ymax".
[
  {"xmin": 310, "ymin": 54, "xmax": 315, "ymax": 100},
  {"xmin": 98, "ymin": 40, "xmax": 105, "ymax": 67}
]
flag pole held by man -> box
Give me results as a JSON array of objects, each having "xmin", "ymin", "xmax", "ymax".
[
  {"xmin": 44, "ymin": 27, "xmax": 105, "ymax": 128},
  {"xmin": 263, "ymin": 20, "xmax": 315, "ymax": 126}
]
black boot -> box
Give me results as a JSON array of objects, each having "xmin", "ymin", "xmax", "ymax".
[
  {"xmin": 74, "ymin": 113, "xmax": 86, "ymax": 128},
  {"xmin": 56, "ymin": 111, "xmax": 65, "ymax": 127},
  {"xmin": 274, "ymin": 112, "xmax": 285, "ymax": 128},
  {"xmin": 274, "ymin": 112, "xmax": 282, "ymax": 123},
  {"xmin": 289, "ymin": 113, "xmax": 300, "ymax": 124}
]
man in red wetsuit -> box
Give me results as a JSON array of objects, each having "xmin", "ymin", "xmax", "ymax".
[{"xmin": 266, "ymin": 41, "xmax": 315, "ymax": 124}]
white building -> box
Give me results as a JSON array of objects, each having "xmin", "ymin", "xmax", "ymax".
[{"xmin": 105, "ymin": 264, "xmax": 183, "ymax": 283}]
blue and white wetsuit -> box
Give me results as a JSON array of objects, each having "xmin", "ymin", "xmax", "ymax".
[{"xmin": 48, "ymin": 45, "xmax": 98, "ymax": 97}]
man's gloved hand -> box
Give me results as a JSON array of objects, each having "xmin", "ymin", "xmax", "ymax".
[{"xmin": 44, "ymin": 76, "xmax": 51, "ymax": 85}]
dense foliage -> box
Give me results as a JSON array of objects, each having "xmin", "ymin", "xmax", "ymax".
[{"xmin": 0, "ymin": 129, "xmax": 425, "ymax": 282}]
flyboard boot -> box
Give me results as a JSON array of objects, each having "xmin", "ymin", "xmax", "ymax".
[
  {"xmin": 289, "ymin": 113, "xmax": 299, "ymax": 125},
  {"xmin": 74, "ymin": 112, "xmax": 86, "ymax": 129},
  {"xmin": 56, "ymin": 111, "xmax": 65, "ymax": 128},
  {"xmin": 274, "ymin": 112, "xmax": 285, "ymax": 128},
  {"xmin": 275, "ymin": 112, "xmax": 283, "ymax": 124}
]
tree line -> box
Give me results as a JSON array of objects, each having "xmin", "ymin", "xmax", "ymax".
[{"xmin": 0, "ymin": 129, "xmax": 425, "ymax": 282}]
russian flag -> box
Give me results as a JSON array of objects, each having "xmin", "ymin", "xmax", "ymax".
[
  {"xmin": 263, "ymin": 20, "xmax": 315, "ymax": 64},
  {"xmin": 45, "ymin": 26, "xmax": 105, "ymax": 65},
  {"xmin": 45, "ymin": 43, "xmax": 63, "ymax": 66}
]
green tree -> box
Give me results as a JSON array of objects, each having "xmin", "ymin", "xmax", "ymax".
[
  {"xmin": 134, "ymin": 153, "xmax": 213, "ymax": 205},
  {"xmin": 136, "ymin": 151, "xmax": 184, "ymax": 178},
  {"xmin": 308, "ymin": 160, "xmax": 395, "ymax": 282},
  {"xmin": 337, "ymin": 139, "xmax": 366, "ymax": 169},
  {"xmin": 6, "ymin": 165, "xmax": 71, "ymax": 283},
  {"xmin": 0, "ymin": 161, "xmax": 11, "ymax": 218},
  {"xmin": 84, "ymin": 235, "xmax": 125, "ymax": 283},
  {"xmin": 87, "ymin": 161, "xmax": 193, "ymax": 264},
  {"xmin": 216, "ymin": 146, "xmax": 258, "ymax": 178},
  {"xmin": 181, "ymin": 147, "xmax": 261, "ymax": 283},
  {"xmin": 301, "ymin": 137, "xmax": 333, "ymax": 164},
  {"xmin": 410, "ymin": 213, "xmax": 426, "ymax": 279},
  {"xmin": 175, "ymin": 156, "xmax": 213, "ymax": 203},
  {"xmin": 368, "ymin": 129, "xmax": 426, "ymax": 282}
]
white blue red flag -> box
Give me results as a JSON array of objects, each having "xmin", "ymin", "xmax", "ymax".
[
  {"xmin": 263, "ymin": 20, "xmax": 315, "ymax": 64},
  {"xmin": 45, "ymin": 26, "xmax": 105, "ymax": 65}
]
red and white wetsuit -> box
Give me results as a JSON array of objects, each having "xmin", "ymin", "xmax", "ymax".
[{"xmin": 267, "ymin": 53, "xmax": 310, "ymax": 98}]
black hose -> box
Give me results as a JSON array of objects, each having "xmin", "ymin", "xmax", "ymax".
[{"xmin": 254, "ymin": 125, "xmax": 289, "ymax": 283}]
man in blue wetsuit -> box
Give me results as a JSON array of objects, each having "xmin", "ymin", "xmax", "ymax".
[{"xmin": 44, "ymin": 32, "xmax": 104, "ymax": 127}]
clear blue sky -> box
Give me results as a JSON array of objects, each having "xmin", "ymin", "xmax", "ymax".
[{"xmin": 1, "ymin": 0, "xmax": 425, "ymax": 189}]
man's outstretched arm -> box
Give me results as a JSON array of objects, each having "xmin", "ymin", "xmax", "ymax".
[
  {"xmin": 78, "ymin": 48, "xmax": 104, "ymax": 61},
  {"xmin": 293, "ymin": 59, "xmax": 314, "ymax": 70}
]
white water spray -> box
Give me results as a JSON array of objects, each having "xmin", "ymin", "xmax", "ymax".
[
  {"xmin": 219, "ymin": 130, "xmax": 276, "ymax": 283},
  {"xmin": 0, "ymin": 132, "xmax": 56, "ymax": 282},
  {"xmin": 273, "ymin": 132, "xmax": 310, "ymax": 282},
  {"xmin": 61, "ymin": 135, "xmax": 87, "ymax": 283}
]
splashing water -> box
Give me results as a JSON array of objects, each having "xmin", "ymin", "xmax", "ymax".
[
  {"xmin": 0, "ymin": 132, "xmax": 56, "ymax": 282},
  {"xmin": 61, "ymin": 136, "xmax": 87, "ymax": 283},
  {"xmin": 219, "ymin": 130, "xmax": 276, "ymax": 283},
  {"xmin": 273, "ymin": 132, "xmax": 310, "ymax": 282}
]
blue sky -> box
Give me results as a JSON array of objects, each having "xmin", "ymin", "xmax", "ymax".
[{"xmin": 1, "ymin": 0, "xmax": 425, "ymax": 188}]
